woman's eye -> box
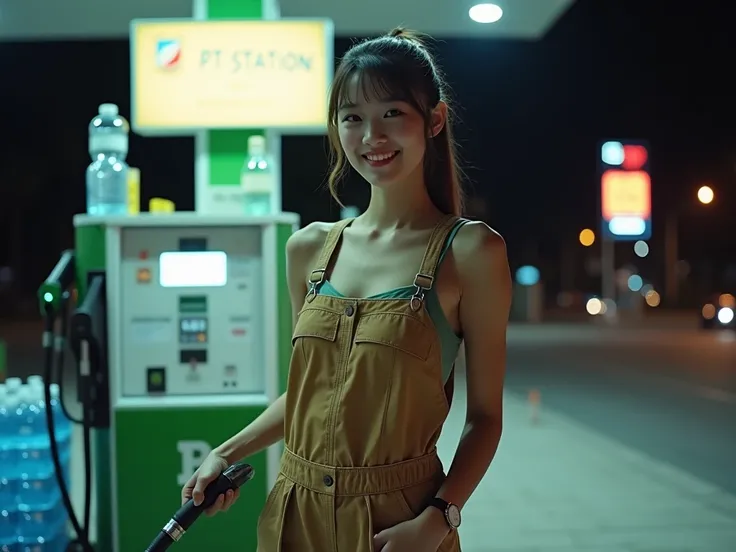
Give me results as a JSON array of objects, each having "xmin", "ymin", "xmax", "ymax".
[
  {"xmin": 342, "ymin": 114, "xmax": 360, "ymax": 123},
  {"xmin": 385, "ymin": 109, "xmax": 403, "ymax": 117}
]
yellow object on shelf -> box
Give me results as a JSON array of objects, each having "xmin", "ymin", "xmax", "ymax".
[
  {"xmin": 149, "ymin": 198, "xmax": 175, "ymax": 213},
  {"xmin": 127, "ymin": 167, "xmax": 141, "ymax": 215}
]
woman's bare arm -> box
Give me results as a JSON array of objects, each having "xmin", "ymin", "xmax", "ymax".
[{"xmin": 214, "ymin": 224, "xmax": 324, "ymax": 463}]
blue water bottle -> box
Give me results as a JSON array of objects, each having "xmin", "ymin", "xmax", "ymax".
[
  {"xmin": 5, "ymin": 377, "xmax": 22, "ymax": 397},
  {"xmin": 18, "ymin": 379, "xmax": 69, "ymax": 509},
  {"xmin": 48, "ymin": 384, "xmax": 71, "ymax": 448},
  {"xmin": 86, "ymin": 103, "xmax": 130, "ymax": 216},
  {"xmin": 0, "ymin": 382, "xmax": 19, "ymax": 479},
  {"xmin": 1, "ymin": 383, "xmax": 21, "ymax": 550},
  {"xmin": 15, "ymin": 382, "xmax": 70, "ymax": 551},
  {"xmin": 0, "ymin": 383, "xmax": 17, "ymax": 514}
]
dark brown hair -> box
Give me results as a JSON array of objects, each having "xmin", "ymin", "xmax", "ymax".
[{"xmin": 326, "ymin": 27, "xmax": 464, "ymax": 215}]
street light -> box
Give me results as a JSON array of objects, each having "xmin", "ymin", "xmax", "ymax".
[
  {"xmin": 697, "ymin": 185, "xmax": 714, "ymax": 204},
  {"xmin": 665, "ymin": 185, "xmax": 715, "ymax": 304},
  {"xmin": 579, "ymin": 228, "xmax": 595, "ymax": 247}
]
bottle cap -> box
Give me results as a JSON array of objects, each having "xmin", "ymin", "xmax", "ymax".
[
  {"xmin": 5, "ymin": 377, "xmax": 22, "ymax": 392},
  {"xmin": 247, "ymin": 135, "xmax": 266, "ymax": 156},
  {"xmin": 99, "ymin": 103, "xmax": 119, "ymax": 116}
]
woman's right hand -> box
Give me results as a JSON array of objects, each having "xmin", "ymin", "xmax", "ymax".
[{"xmin": 181, "ymin": 451, "xmax": 240, "ymax": 517}]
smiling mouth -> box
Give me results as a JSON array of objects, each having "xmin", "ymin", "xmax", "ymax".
[{"xmin": 362, "ymin": 151, "xmax": 400, "ymax": 164}]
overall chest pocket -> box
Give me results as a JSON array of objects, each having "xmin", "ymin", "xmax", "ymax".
[
  {"xmin": 353, "ymin": 313, "xmax": 432, "ymax": 361},
  {"xmin": 292, "ymin": 307, "xmax": 340, "ymax": 345}
]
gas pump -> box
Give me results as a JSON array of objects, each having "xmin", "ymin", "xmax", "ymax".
[
  {"xmin": 38, "ymin": 212, "xmax": 297, "ymax": 552},
  {"xmin": 39, "ymin": 250, "xmax": 97, "ymax": 552}
]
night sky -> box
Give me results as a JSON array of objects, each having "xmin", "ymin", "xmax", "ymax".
[{"xmin": 1, "ymin": 0, "xmax": 735, "ymax": 296}]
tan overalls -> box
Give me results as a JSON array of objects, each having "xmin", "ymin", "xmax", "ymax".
[{"xmin": 257, "ymin": 215, "xmax": 462, "ymax": 552}]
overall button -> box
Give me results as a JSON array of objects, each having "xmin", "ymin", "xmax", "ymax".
[
  {"xmin": 344, "ymin": 305, "xmax": 355, "ymax": 317},
  {"xmin": 323, "ymin": 475, "xmax": 334, "ymax": 487}
]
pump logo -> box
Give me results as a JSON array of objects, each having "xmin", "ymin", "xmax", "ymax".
[
  {"xmin": 156, "ymin": 39, "xmax": 181, "ymax": 69},
  {"xmin": 176, "ymin": 440, "xmax": 212, "ymax": 486}
]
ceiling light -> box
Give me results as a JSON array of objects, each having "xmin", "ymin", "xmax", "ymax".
[{"xmin": 469, "ymin": 3, "xmax": 503, "ymax": 24}]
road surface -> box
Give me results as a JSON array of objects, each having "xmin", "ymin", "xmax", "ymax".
[{"xmin": 502, "ymin": 324, "xmax": 736, "ymax": 496}]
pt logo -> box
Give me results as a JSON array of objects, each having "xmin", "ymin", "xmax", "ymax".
[{"xmin": 176, "ymin": 440, "xmax": 212, "ymax": 486}]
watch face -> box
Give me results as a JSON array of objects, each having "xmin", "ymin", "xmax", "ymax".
[{"xmin": 446, "ymin": 504, "xmax": 461, "ymax": 528}]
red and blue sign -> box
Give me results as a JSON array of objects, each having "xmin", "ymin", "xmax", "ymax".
[{"xmin": 599, "ymin": 140, "xmax": 652, "ymax": 241}]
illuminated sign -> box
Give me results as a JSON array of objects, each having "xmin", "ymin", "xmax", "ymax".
[
  {"xmin": 599, "ymin": 140, "xmax": 652, "ymax": 240},
  {"xmin": 130, "ymin": 19, "xmax": 334, "ymax": 135}
]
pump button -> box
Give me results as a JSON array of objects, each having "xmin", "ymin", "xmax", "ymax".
[{"xmin": 147, "ymin": 367, "xmax": 166, "ymax": 394}]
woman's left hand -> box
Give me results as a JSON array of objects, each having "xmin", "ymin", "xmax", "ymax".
[{"xmin": 373, "ymin": 508, "xmax": 450, "ymax": 552}]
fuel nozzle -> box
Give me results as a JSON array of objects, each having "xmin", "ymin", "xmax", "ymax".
[
  {"xmin": 39, "ymin": 250, "xmax": 76, "ymax": 317},
  {"xmin": 144, "ymin": 462, "xmax": 255, "ymax": 552},
  {"xmin": 222, "ymin": 461, "xmax": 255, "ymax": 488}
]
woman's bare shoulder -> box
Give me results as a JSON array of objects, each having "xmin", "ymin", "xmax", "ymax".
[{"xmin": 285, "ymin": 221, "xmax": 339, "ymax": 278}]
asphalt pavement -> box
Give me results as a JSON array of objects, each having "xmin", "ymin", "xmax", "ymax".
[{"xmin": 502, "ymin": 323, "xmax": 736, "ymax": 496}]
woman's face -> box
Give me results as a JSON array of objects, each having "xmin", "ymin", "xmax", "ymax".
[{"xmin": 337, "ymin": 74, "xmax": 428, "ymax": 190}]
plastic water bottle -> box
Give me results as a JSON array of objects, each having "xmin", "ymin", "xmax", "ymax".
[
  {"xmin": 26, "ymin": 376, "xmax": 43, "ymax": 390},
  {"xmin": 17, "ymin": 380, "xmax": 69, "ymax": 506},
  {"xmin": 27, "ymin": 377, "xmax": 72, "ymax": 448},
  {"xmin": 86, "ymin": 103, "xmax": 130, "ymax": 216},
  {"xmin": 0, "ymin": 383, "xmax": 18, "ymax": 513},
  {"xmin": 1, "ymin": 388, "xmax": 19, "ymax": 470},
  {"xmin": 15, "ymin": 383, "xmax": 70, "ymax": 547},
  {"xmin": 16, "ymin": 386, "xmax": 47, "ymax": 481},
  {"xmin": 241, "ymin": 135, "xmax": 275, "ymax": 215},
  {"xmin": 16, "ymin": 497, "xmax": 68, "ymax": 550},
  {"xmin": 5, "ymin": 377, "xmax": 22, "ymax": 397},
  {"xmin": 0, "ymin": 507, "xmax": 17, "ymax": 549},
  {"xmin": 15, "ymin": 386, "xmax": 39, "ymax": 442},
  {"xmin": 0, "ymin": 383, "xmax": 8, "ymax": 437},
  {"xmin": 45, "ymin": 384, "xmax": 71, "ymax": 447}
]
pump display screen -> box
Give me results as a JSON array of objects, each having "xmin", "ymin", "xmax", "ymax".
[
  {"xmin": 159, "ymin": 251, "xmax": 227, "ymax": 288},
  {"xmin": 180, "ymin": 317, "xmax": 208, "ymax": 344}
]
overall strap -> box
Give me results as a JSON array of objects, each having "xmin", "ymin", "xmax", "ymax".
[
  {"xmin": 306, "ymin": 218, "xmax": 354, "ymax": 300},
  {"xmin": 410, "ymin": 214, "xmax": 463, "ymax": 311}
]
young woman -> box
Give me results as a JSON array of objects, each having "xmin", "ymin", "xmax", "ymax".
[{"xmin": 182, "ymin": 27, "xmax": 511, "ymax": 552}]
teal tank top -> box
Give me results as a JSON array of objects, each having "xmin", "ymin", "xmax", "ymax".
[{"xmin": 316, "ymin": 219, "xmax": 468, "ymax": 383}]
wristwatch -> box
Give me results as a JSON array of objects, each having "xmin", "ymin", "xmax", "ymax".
[{"xmin": 427, "ymin": 497, "xmax": 461, "ymax": 529}]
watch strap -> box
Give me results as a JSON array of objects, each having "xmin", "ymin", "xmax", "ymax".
[
  {"xmin": 428, "ymin": 497, "xmax": 461, "ymax": 529},
  {"xmin": 428, "ymin": 497, "xmax": 450, "ymax": 511}
]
